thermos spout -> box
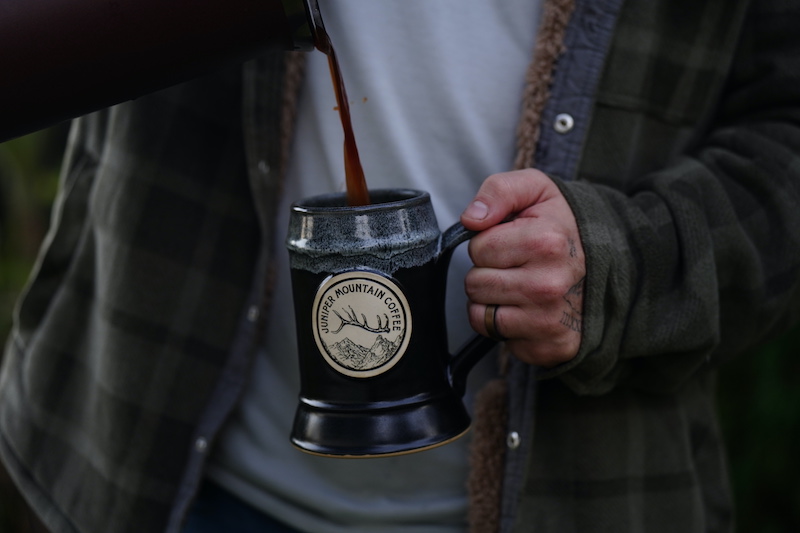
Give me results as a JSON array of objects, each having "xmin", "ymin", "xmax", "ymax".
[{"xmin": 0, "ymin": 0, "xmax": 325, "ymax": 143}]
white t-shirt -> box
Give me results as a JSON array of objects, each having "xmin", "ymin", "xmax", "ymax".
[{"xmin": 208, "ymin": 1, "xmax": 541, "ymax": 531}]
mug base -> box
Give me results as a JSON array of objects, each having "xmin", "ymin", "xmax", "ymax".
[
  {"xmin": 290, "ymin": 393, "xmax": 472, "ymax": 457},
  {"xmin": 291, "ymin": 427, "xmax": 470, "ymax": 458}
]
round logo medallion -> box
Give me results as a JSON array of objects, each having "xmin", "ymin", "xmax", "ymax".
[{"xmin": 312, "ymin": 271, "xmax": 412, "ymax": 378}]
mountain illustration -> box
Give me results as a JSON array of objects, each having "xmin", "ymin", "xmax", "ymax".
[
  {"xmin": 369, "ymin": 335, "xmax": 398, "ymax": 362},
  {"xmin": 329, "ymin": 338, "xmax": 370, "ymax": 368},
  {"xmin": 328, "ymin": 334, "xmax": 401, "ymax": 370}
]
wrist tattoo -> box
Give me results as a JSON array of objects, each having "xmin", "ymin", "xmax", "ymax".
[
  {"xmin": 568, "ymin": 238, "xmax": 578, "ymax": 258},
  {"xmin": 561, "ymin": 275, "xmax": 585, "ymax": 333},
  {"xmin": 560, "ymin": 311, "xmax": 583, "ymax": 333}
]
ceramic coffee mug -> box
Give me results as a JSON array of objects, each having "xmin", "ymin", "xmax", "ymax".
[{"xmin": 286, "ymin": 188, "xmax": 497, "ymax": 457}]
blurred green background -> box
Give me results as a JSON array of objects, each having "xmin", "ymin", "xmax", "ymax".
[
  {"xmin": 0, "ymin": 126, "xmax": 66, "ymax": 533},
  {"xmin": 0, "ymin": 128, "xmax": 798, "ymax": 532}
]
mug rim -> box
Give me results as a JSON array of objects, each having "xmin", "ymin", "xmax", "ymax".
[{"xmin": 291, "ymin": 188, "xmax": 429, "ymax": 214}]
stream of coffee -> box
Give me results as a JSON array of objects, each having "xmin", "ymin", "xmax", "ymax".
[{"xmin": 316, "ymin": 27, "xmax": 371, "ymax": 206}]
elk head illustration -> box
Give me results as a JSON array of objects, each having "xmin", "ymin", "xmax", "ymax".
[{"xmin": 330, "ymin": 306, "xmax": 391, "ymax": 334}]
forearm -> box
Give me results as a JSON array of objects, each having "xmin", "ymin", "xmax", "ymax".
[{"xmin": 542, "ymin": 0, "xmax": 800, "ymax": 395}]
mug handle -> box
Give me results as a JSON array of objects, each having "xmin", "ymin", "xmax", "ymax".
[{"xmin": 437, "ymin": 223, "xmax": 499, "ymax": 397}]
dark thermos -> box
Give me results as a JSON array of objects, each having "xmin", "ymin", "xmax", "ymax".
[{"xmin": 0, "ymin": 0, "xmax": 323, "ymax": 143}]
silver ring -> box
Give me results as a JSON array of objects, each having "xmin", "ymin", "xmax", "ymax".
[{"xmin": 484, "ymin": 304, "xmax": 506, "ymax": 341}]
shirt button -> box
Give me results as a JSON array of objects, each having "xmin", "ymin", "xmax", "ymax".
[
  {"xmin": 554, "ymin": 113, "xmax": 574, "ymax": 134},
  {"xmin": 195, "ymin": 437, "xmax": 208, "ymax": 453},
  {"xmin": 247, "ymin": 305, "xmax": 260, "ymax": 322},
  {"xmin": 258, "ymin": 160, "xmax": 270, "ymax": 175},
  {"xmin": 507, "ymin": 431, "xmax": 521, "ymax": 450}
]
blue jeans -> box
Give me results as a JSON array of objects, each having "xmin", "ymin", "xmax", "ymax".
[{"xmin": 181, "ymin": 480, "xmax": 301, "ymax": 533}]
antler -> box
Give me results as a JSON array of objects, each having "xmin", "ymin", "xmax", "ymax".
[{"xmin": 330, "ymin": 306, "xmax": 391, "ymax": 334}]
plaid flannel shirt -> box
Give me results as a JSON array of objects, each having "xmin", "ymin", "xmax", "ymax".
[{"xmin": 2, "ymin": 0, "xmax": 799, "ymax": 532}]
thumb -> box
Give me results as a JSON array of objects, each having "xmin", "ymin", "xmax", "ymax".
[{"xmin": 460, "ymin": 169, "xmax": 553, "ymax": 231}]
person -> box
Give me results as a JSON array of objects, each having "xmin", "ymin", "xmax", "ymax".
[{"xmin": 2, "ymin": 0, "xmax": 800, "ymax": 532}]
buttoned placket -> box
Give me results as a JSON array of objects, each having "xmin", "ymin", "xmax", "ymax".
[{"xmin": 499, "ymin": 2, "xmax": 626, "ymax": 532}]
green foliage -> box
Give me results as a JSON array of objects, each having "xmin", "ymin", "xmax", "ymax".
[
  {"xmin": 0, "ymin": 128, "xmax": 64, "ymax": 338},
  {"xmin": 0, "ymin": 127, "xmax": 65, "ymax": 533},
  {"xmin": 717, "ymin": 324, "xmax": 800, "ymax": 532}
]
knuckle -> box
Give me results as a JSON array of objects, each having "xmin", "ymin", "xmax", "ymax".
[
  {"xmin": 466, "ymin": 268, "xmax": 510, "ymax": 300},
  {"xmin": 532, "ymin": 229, "xmax": 568, "ymax": 259},
  {"xmin": 507, "ymin": 303, "xmax": 582, "ymax": 367},
  {"xmin": 520, "ymin": 274, "xmax": 562, "ymax": 304},
  {"xmin": 539, "ymin": 312, "xmax": 563, "ymax": 335},
  {"xmin": 463, "ymin": 280, "xmax": 480, "ymax": 301},
  {"xmin": 471, "ymin": 232, "xmax": 508, "ymax": 267},
  {"xmin": 485, "ymin": 172, "xmax": 516, "ymax": 198}
]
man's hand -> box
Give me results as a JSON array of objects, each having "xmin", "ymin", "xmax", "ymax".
[{"xmin": 460, "ymin": 169, "xmax": 585, "ymax": 367}]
